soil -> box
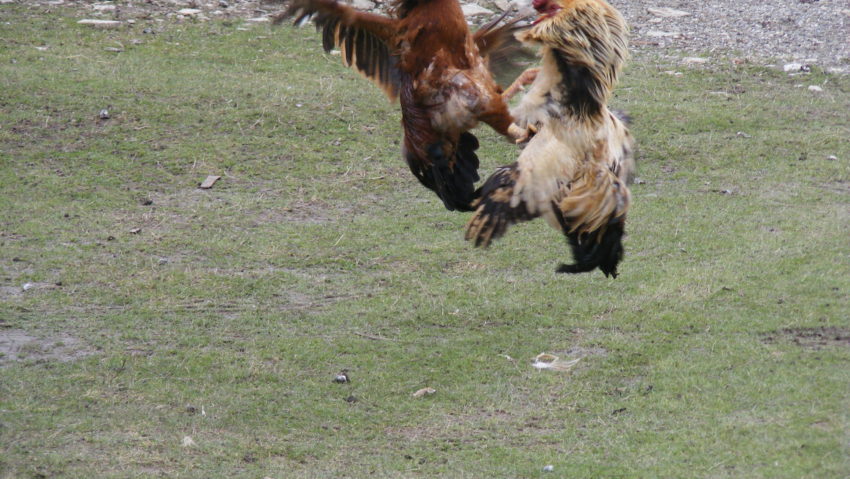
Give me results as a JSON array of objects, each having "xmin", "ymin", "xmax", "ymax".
[
  {"xmin": 762, "ymin": 326, "xmax": 850, "ymax": 350},
  {"xmin": 0, "ymin": 328, "xmax": 93, "ymax": 365}
]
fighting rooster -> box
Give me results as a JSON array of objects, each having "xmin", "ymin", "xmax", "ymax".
[
  {"xmin": 465, "ymin": 0, "xmax": 635, "ymax": 277},
  {"xmin": 271, "ymin": 0, "xmax": 533, "ymax": 211}
]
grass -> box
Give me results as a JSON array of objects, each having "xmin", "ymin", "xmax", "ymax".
[{"xmin": 1, "ymin": 4, "xmax": 849, "ymax": 478}]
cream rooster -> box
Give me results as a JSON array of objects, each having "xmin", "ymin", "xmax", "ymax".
[{"xmin": 465, "ymin": 0, "xmax": 635, "ymax": 277}]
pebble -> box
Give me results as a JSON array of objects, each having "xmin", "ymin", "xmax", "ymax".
[
  {"xmin": 647, "ymin": 7, "xmax": 690, "ymax": 18},
  {"xmin": 826, "ymin": 155, "xmax": 838, "ymax": 161},
  {"xmin": 177, "ymin": 8, "xmax": 202, "ymax": 15},
  {"xmin": 807, "ymin": 85, "xmax": 823, "ymax": 93},
  {"xmin": 352, "ymin": 0, "xmax": 375, "ymax": 10},
  {"xmin": 543, "ymin": 465, "xmax": 555, "ymax": 472},
  {"xmin": 493, "ymin": 0, "xmax": 511, "ymax": 11},
  {"xmin": 461, "ymin": 4, "xmax": 494, "ymax": 17},
  {"xmin": 99, "ymin": 108, "xmax": 110, "ymax": 119},
  {"xmin": 77, "ymin": 19, "xmax": 123, "ymax": 28},
  {"xmin": 682, "ymin": 57, "xmax": 708, "ymax": 64},
  {"xmin": 412, "ymin": 387, "xmax": 436, "ymax": 398},
  {"xmin": 646, "ymin": 30, "xmax": 682, "ymax": 38}
]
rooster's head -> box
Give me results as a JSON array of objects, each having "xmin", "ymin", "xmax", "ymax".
[{"xmin": 530, "ymin": 0, "xmax": 564, "ymax": 24}]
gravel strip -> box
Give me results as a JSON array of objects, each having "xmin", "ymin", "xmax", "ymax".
[
  {"xmin": 11, "ymin": 0, "xmax": 850, "ymax": 73},
  {"xmin": 611, "ymin": 0, "xmax": 850, "ymax": 73}
]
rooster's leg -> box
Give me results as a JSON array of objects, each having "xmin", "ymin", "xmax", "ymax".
[{"xmin": 502, "ymin": 67, "xmax": 541, "ymax": 101}]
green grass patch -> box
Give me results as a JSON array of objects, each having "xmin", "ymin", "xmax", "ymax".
[{"xmin": 1, "ymin": 4, "xmax": 848, "ymax": 478}]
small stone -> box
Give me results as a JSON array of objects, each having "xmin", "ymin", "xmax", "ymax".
[
  {"xmin": 77, "ymin": 19, "xmax": 123, "ymax": 29},
  {"xmin": 412, "ymin": 387, "xmax": 436, "ymax": 398},
  {"xmin": 143, "ymin": 27, "xmax": 155, "ymax": 34},
  {"xmin": 736, "ymin": 131, "xmax": 752, "ymax": 138},
  {"xmin": 247, "ymin": 16, "xmax": 270, "ymax": 22},
  {"xmin": 807, "ymin": 85, "xmax": 823, "ymax": 92},
  {"xmin": 682, "ymin": 57, "xmax": 708, "ymax": 64},
  {"xmin": 493, "ymin": 0, "xmax": 511, "ymax": 11},
  {"xmin": 92, "ymin": 4, "xmax": 116, "ymax": 11},
  {"xmin": 181, "ymin": 436, "xmax": 196, "ymax": 447},
  {"xmin": 334, "ymin": 371, "xmax": 350, "ymax": 383},
  {"xmin": 178, "ymin": 8, "xmax": 202, "ymax": 15},
  {"xmin": 129, "ymin": 227, "xmax": 141, "ymax": 234},
  {"xmin": 646, "ymin": 30, "xmax": 682, "ymax": 38},
  {"xmin": 783, "ymin": 63, "xmax": 811, "ymax": 73},
  {"xmin": 634, "ymin": 177, "xmax": 646, "ymax": 185},
  {"xmin": 461, "ymin": 4, "xmax": 494, "ymax": 17},
  {"xmin": 826, "ymin": 155, "xmax": 838, "ymax": 161},
  {"xmin": 543, "ymin": 465, "xmax": 555, "ymax": 472},
  {"xmin": 199, "ymin": 175, "xmax": 221, "ymax": 189},
  {"xmin": 218, "ymin": 0, "xmax": 229, "ymax": 7},
  {"xmin": 647, "ymin": 7, "xmax": 690, "ymax": 18},
  {"xmin": 345, "ymin": 395, "xmax": 357, "ymax": 403},
  {"xmin": 99, "ymin": 108, "xmax": 110, "ymax": 119},
  {"xmin": 352, "ymin": 0, "xmax": 375, "ymax": 9}
]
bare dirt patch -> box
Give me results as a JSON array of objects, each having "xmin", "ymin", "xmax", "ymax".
[
  {"xmin": 0, "ymin": 328, "xmax": 93, "ymax": 365},
  {"xmin": 762, "ymin": 327, "xmax": 850, "ymax": 350}
]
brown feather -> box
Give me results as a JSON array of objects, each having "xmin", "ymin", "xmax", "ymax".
[{"xmin": 270, "ymin": 0, "xmax": 530, "ymax": 211}]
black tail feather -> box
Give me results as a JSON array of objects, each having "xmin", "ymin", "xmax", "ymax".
[
  {"xmin": 420, "ymin": 132, "xmax": 481, "ymax": 212},
  {"xmin": 556, "ymin": 218, "xmax": 625, "ymax": 278}
]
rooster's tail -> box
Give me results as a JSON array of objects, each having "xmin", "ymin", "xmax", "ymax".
[{"xmin": 554, "ymin": 166, "xmax": 630, "ymax": 278}]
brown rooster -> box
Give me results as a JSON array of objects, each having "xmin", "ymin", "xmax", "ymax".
[
  {"xmin": 465, "ymin": 0, "xmax": 634, "ymax": 277},
  {"xmin": 271, "ymin": 0, "xmax": 534, "ymax": 211}
]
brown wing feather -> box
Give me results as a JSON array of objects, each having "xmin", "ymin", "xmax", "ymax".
[
  {"xmin": 473, "ymin": 12, "xmax": 535, "ymax": 88},
  {"xmin": 272, "ymin": 0, "xmax": 403, "ymax": 100}
]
